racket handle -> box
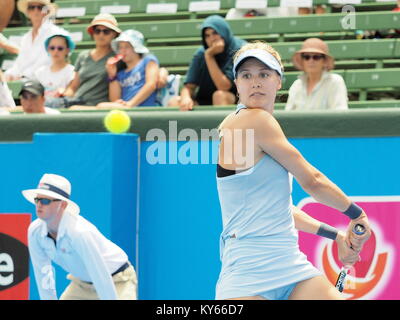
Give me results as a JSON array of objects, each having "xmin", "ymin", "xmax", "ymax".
[{"xmin": 336, "ymin": 224, "xmax": 366, "ymax": 292}]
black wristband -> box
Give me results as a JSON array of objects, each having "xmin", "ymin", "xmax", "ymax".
[
  {"xmin": 316, "ymin": 223, "xmax": 338, "ymax": 241},
  {"xmin": 343, "ymin": 202, "xmax": 363, "ymax": 219}
]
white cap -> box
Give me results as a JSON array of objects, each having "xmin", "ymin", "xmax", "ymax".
[{"xmin": 233, "ymin": 48, "xmax": 283, "ymax": 78}]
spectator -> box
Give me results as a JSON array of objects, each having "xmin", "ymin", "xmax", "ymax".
[
  {"xmin": 19, "ymin": 79, "xmax": 60, "ymax": 114},
  {"xmin": 374, "ymin": 1, "xmax": 400, "ymax": 39},
  {"xmin": 225, "ymin": 8, "xmax": 267, "ymax": 19},
  {"xmin": 285, "ymin": 38, "xmax": 348, "ymax": 111},
  {"xmin": 298, "ymin": 5, "xmax": 327, "ymax": 15},
  {"xmin": 34, "ymin": 33, "xmax": 75, "ymax": 106},
  {"xmin": 5, "ymin": 0, "xmax": 65, "ymax": 81},
  {"xmin": 48, "ymin": 13, "xmax": 121, "ymax": 109},
  {"xmin": 168, "ymin": 15, "xmax": 246, "ymax": 111},
  {"xmin": 395, "ymin": 0, "xmax": 400, "ymax": 12},
  {"xmin": 0, "ymin": 33, "xmax": 20, "ymax": 55},
  {"xmin": 395, "ymin": 0, "xmax": 400, "ymax": 37},
  {"xmin": 97, "ymin": 29, "xmax": 159, "ymax": 109},
  {"xmin": 0, "ymin": 70, "xmax": 15, "ymax": 108},
  {"xmin": 225, "ymin": 7, "xmax": 299, "ymax": 19}
]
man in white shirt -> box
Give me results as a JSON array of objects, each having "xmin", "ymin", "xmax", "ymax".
[{"xmin": 23, "ymin": 173, "xmax": 138, "ymax": 300}]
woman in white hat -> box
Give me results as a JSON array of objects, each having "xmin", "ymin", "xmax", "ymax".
[
  {"xmin": 5, "ymin": 0, "xmax": 65, "ymax": 81},
  {"xmin": 97, "ymin": 29, "xmax": 160, "ymax": 109},
  {"xmin": 285, "ymin": 38, "xmax": 348, "ymax": 111},
  {"xmin": 47, "ymin": 13, "xmax": 121, "ymax": 109},
  {"xmin": 215, "ymin": 41, "xmax": 370, "ymax": 300},
  {"xmin": 23, "ymin": 173, "xmax": 137, "ymax": 300}
]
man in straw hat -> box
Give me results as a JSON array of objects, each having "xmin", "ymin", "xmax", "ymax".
[
  {"xmin": 285, "ymin": 37, "xmax": 348, "ymax": 111},
  {"xmin": 23, "ymin": 173, "xmax": 137, "ymax": 300},
  {"xmin": 5, "ymin": 0, "xmax": 65, "ymax": 81}
]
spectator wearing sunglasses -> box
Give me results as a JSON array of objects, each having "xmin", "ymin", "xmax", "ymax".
[
  {"xmin": 46, "ymin": 14, "xmax": 121, "ymax": 109},
  {"xmin": 285, "ymin": 38, "xmax": 348, "ymax": 111},
  {"xmin": 33, "ymin": 33, "xmax": 75, "ymax": 106},
  {"xmin": 5, "ymin": 0, "xmax": 65, "ymax": 81},
  {"xmin": 23, "ymin": 173, "xmax": 137, "ymax": 300}
]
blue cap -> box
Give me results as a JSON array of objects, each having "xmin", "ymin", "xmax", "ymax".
[
  {"xmin": 233, "ymin": 49, "xmax": 283, "ymax": 78},
  {"xmin": 44, "ymin": 33, "xmax": 76, "ymax": 52}
]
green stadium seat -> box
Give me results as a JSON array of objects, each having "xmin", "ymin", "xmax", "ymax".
[{"xmin": 3, "ymin": 11, "xmax": 399, "ymax": 43}]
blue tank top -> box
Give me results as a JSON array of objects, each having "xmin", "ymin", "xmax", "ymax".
[
  {"xmin": 216, "ymin": 106, "xmax": 321, "ymax": 298},
  {"xmin": 217, "ymin": 104, "xmax": 297, "ymax": 242}
]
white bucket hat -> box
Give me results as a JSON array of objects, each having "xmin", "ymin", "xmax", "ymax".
[
  {"xmin": 112, "ymin": 29, "xmax": 149, "ymax": 54},
  {"xmin": 22, "ymin": 173, "xmax": 80, "ymax": 215}
]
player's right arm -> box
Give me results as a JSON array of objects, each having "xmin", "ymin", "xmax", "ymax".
[{"xmin": 28, "ymin": 221, "xmax": 58, "ymax": 300}]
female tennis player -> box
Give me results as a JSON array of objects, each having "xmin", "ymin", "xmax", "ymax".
[{"xmin": 215, "ymin": 42, "xmax": 371, "ymax": 300}]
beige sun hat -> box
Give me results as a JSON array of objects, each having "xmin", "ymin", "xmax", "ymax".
[
  {"xmin": 22, "ymin": 173, "xmax": 80, "ymax": 216},
  {"xmin": 292, "ymin": 38, "xmax": 335, "ymax": 71},
  {"xmin": 87, "ymin": 13, "xmax": 121, "ymax": 36},
  {"xmin": 17, "ymin": 0, "xmax": 58, "ymax": 17}
]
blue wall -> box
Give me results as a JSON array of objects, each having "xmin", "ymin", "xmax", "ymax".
[
  {"xmin": 1, "ymin": 134, "xmax": 399, "ymax": 299},
  {"xmin": 0, "ymin": 133, "xmax": 139, "ymax": 300},
  {"xmin": 137, "ymin": 136, "xmax": 400, "ymax": 299}
]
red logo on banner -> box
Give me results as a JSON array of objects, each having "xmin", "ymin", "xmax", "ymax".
[
  {"xmin": 298, "ymin": 197, "xmax": 399, "ymax": 300},
  {"xmin": 320, "ymin": 227, "xmax": 391, "ymax": 299},
  {"xmin": 0, "ymin": 214, "xmax": 31, "ymax": 300}
]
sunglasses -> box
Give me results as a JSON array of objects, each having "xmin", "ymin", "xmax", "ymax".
[
  {"xmin": 48, "ymin": 46, "xmax": 66, "ymax": 51},
  {"xmin": 301, "ymin": 54, "xmax": 326, "ymax": 61},
  {"xmin": 34, "ymin": 197, "xmax": 62, "ymax": 205},
  {"xmin": 27, "ymin": 4, "xmax": 45, "ymax": 11},
  {"xmin": 93, "ymin": 28, "xmax": 112, "ymax": 35}
]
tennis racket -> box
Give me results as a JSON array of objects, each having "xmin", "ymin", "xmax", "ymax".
[{"xmin": 335, "ymin": 223, "xmax": 366, "ymax": 292}]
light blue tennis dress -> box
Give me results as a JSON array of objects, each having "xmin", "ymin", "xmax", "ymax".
[{"xmin": 215, "ymin": 105, "xmax": 321, "ymax": 300}]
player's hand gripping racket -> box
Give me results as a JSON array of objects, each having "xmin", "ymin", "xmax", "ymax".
[{"xmin": 335, "ymin": 223, "xmax": 366, "ymax": 292}]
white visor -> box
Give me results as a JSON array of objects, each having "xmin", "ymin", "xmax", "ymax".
[{"xmin": 233, "ymin": 49, "xmax": 283, "ymax": 78}]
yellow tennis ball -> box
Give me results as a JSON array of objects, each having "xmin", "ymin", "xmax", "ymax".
[{"xmin": 104, "ymin": 110, "xmax": 131, "ymax": 134}]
